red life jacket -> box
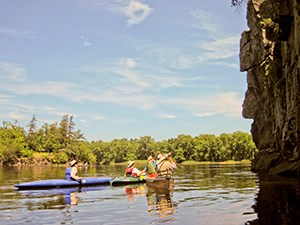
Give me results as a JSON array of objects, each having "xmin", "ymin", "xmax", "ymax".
[
  {"xmin": 125, "ymin": 167, "xmax": 137, "ymax": 177},
  {"xmin": 125, "ymin": 167, "xmax": 133, "ymax": 176}
]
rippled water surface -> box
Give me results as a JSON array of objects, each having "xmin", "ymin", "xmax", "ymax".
[{"xmin": 0, "ymin": 164, "xmax": 260, "ymax": 224}]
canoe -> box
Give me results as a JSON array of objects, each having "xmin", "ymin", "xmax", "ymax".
[
  {"xmin": 14, "ymin": 177, "xmax": 111, "ymax": 190},
  {"xmin": 110, "ymin": 176, "xmax": 146, "ymax": 186},
  {"xmin": 145, "ymin": 177, "xmax": 174, "ymax": 190}
]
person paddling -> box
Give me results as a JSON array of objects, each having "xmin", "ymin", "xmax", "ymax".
[
  {"xmin": 66, "ymin": 160, "xmax": 84, "ymax": 183},
  {"xmin": 140, "ymin": 156, "xmax": 158, "ymax": 179},
  {"xmin": 156, "ymin": 152, "xmax": 177, "ymax": 178},
  {"xmin": 125, "ymin": 161, "xmax": 142, "ymax": 177}
]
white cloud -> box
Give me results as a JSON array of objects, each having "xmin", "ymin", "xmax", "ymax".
[
  {"xmin": 190, "ymin": 9, "xmax": 221, "ymax": 37},
  {"xmin": 0, "ymin": 27, "xmax": 37, "ymax": 39},
  {"xmin": 0, "ymin": 61, "xmax": 26, "ymax": 81},
  {"xmin": 195, "ymin": 36, "xmax": 239, "ymax": 61},
  {"xmin": 169, "ymin": 9, "xmax": 240, "ymax": 69},
  {"xmin": 193, "ymin": 112, "xmax": 218, "ymax": 117},
  {"xmin": 7, "ymin": 111, "xmax": 24, "ymax": 120},
  {"xmin": 80, "ymin": 36, "xmax": 92, "ymax": 47},
  {"xmin": 160, "ymin": 114, "xmax": 176, "ymax": 119},
  {"xmin": 124, "ymin": 0, "xmax": 152, "ymax": 26},
  {"xmin": 120, "ymin": 57, "xmax": 137, "ymax": 68},
  {"xmin": 194, "ymin": 92, "xmax": 243, "ymax": 117},
  {"xmin": 161, "ymin": 92, "xmax": 243, "ymax": 118}
]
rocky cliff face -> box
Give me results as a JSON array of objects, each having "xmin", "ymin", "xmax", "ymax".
[{"xmin": 240, "ymin": 0, "xmax": 300, "ymax": 174}]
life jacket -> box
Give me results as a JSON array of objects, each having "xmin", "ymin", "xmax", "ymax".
[
  {"xmin": 125, "ymin": 167, "xmax": 133, "ymax": 176},
  {"xmin": 65, "ymin": 167, "xmax": 72, "ymax": 180},
  {"xmin": 156, "ymin": 160, "xmax": 174, "ymax": 177},
  {"xmin": 147, "ymin": 162, "xmax": 156, "ymax": 174},
  {"xmin": 125, "ymin": 167, "xmax": 138, "ymax": 177}
]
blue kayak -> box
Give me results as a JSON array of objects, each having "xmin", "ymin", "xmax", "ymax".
[{"xmin": 14, "ymin": 177, "xmax": 111, "ymax": 190}]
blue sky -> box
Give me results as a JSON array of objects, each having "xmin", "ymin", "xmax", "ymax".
[{"xmin": 0, "ymin": 0, "xmax": 251, "ymax": 141}]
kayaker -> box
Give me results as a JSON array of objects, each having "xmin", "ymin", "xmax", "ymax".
[
  {"xmin": 156, "ymin": 152, "xmax": 177, "ymax": 178},
  {"xmin": 66, "ymin": 160, "xmax": 83, "ymax": 182},
  {"xmin": 140, "ymin": 156, "xmax": 158, "ymax": 179},
  {"xmin": 125, "ymin": 161, "xmax": 142, "ymax": 177}
]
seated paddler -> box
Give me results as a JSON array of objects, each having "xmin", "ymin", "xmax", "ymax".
[
  {"xmin": 66, "ymin": 160, "xmax": 84, "ymax": 183},
  {"xmin": 140, "ymin": 156, "xmax": 158, "ymax": 179},
  {"xmin": 156, "ymin": 152, "xmax": 177, "ymax": 178},
  {"xmin": 125, "ymin": 161, "xmax": 142, "ymax": 177}
]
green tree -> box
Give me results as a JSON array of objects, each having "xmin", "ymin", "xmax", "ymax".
[
  {"xmin": 26, "ymin": 115, "xmax": 37, "ymax": 151},
  {"xmin": 0, "ymin": 121, "xmax": 32, "ymax": 165}
]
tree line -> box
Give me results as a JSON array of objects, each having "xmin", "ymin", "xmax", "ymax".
[{"xmin": 0, "ymin": 114, "xmax": 258, "ymax": 166}]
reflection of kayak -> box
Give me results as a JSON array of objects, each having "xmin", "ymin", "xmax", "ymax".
[
  {"xmin": 146, "ymin": 177, "xmax": 174, "ymax": 190},
  {"xmin": 16, "ymin": 186, "xmax": 108, "ymax": 196},
  {"xmin": 110, "ymin": 176, "xmax": 146, "ymax": 186},
  {"xmin": 14, "ymin": 177, "xmax": 111, "ymax": 190}
]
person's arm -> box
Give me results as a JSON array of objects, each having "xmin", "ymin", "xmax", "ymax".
[{"xmin": 166, "ymin": 153, "xmax": 177, "ymax": 169}]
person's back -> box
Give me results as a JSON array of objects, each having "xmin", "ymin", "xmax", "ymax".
[
  {"xmin": 156, "ymin": 153, "xmax": 177, "ymax": 178},
  {"xmin": 125, "ymin": 161, "xmax": 141, "ymax": 177},
  {"xmin": 66, "ymin": 160, "xmax": 82, "ymax": 181},
  {"xmin": 65, "ymin": 167, "xmax": 72, "ymax": 180}
]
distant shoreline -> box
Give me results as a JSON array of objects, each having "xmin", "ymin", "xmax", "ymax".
[
  {"xmin": 1, "ymin": 159, "xmax": 251, "ymax": 167},
  {"xmin": 111, "ymin": 160, "xmax": 251, "ymax": 166}
]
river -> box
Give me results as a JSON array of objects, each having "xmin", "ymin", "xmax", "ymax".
[{"xmin": 0, "ymin": 163, "xmax": 300, "ymax": 225}]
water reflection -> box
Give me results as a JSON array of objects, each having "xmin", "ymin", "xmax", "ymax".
[
  {"xmin": 17, "ymin": 186, "xmax": 107, "ymax": 209},
  {"xmin": 124, "ymin": 184, "xmax": 146, "ymax": 202},
  {"xmin": 65, "ymin": 191, "xmax": 78, "ymax": 205},
  {"xmin": 146, "ymin": 185, "xmax": 177, "ymax": 220},
  {"xmin": 0, "ymin": 164, "xmax": 260, "ymax": 225},
  {"xmin": 123, "ymin": 183, "xmax": 177, "ymax": 220},
  {"xmin": 246, "ymin": 173, "xmax": 300, "ymax": 225}
]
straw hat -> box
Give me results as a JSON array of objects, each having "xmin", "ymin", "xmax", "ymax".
[
  {"xmin": 147, "ymin": 156, "xmax": 154, "ymax": 161},
  {"xmin": 157, "ymin": 153, "xmax": 163, "ymax": 159},
  {"xmin": 70, "ymin": 160, "xmax": 77, "ymax": 167},
  {"xmin": 127, "ymin": 161, "xmax": 135, "ymax": 168}
]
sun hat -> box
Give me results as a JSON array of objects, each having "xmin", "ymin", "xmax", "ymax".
[
  {"xmin": 147, "ymin": 156, "xmax": 154, "ymax": 161},
  {"xmin": 70, "ymin": 160, "xmax": 77, "ymax": 167},
  {"xmin": 128, "ymin": 161, "xmax": 135, "ymax": 168},
  {"xmin": 157, "ymin": 153, "xmax": 164, "ymax": 159}
]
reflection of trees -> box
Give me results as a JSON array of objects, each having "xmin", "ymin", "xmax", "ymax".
[
  {"xmin": 146, "ymin": 184, "xmax": 177, "ymax": 220},
  {"xmin": 177, "ymin": 164, "xmax": 257, "ymax": 191},
  {"xmin": 246, "ymin": 174, "xmax": 300, "ymax": 225}
]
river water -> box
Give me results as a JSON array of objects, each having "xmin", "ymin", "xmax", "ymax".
[{"xmin": 1, "ymin": 163, "xmax": 300, "ymax": 225}]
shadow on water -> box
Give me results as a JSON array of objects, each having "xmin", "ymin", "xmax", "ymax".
[{"xmin": 246, "ymin": 173, "xmax": 300, "ymax": 225}]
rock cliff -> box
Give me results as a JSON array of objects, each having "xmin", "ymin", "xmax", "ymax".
[{"xmin": 240, "ymin": 0, "xmax": 300, "ymax": 174}]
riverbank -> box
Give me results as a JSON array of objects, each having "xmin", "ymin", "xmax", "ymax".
[
  {"xmin": 1, "ymin": 159, "xmax": 251, "ymax": 167},
  {"xmin": 112, "ymin": 160, "xmax": 251, "ymax": 166}
]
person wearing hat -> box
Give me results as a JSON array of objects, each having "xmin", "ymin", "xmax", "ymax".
[
  {"xmin": 125, "ymin": 161, "xmax": 142, "ymax": 177},
  {"xmin": 139, "ymin": 156, "xmax": 158, "ymax": 179},
  {"xmin": 156, "ymin": 152, "xmax": 177, "ymax": 178},
  {"xmin": 65, "ymin": 160, "xmax": 83, "ymax": 181}
]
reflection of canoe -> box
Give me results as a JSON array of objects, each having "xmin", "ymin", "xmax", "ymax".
[
  {"xmin": 146, "ymin": 177, "xmax": 174, "ymax": 190},
  {"xmin": 110, "ymin": 176, "xmax": 146, "ymax": 186},
  {"xmin": 14, "ymin": 177, "xmax": 111, "ymax": 190}
]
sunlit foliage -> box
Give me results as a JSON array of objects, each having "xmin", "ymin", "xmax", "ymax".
[{"xmin": 0, "ymin": 116, "xmax": 258, "ymax": 165}]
